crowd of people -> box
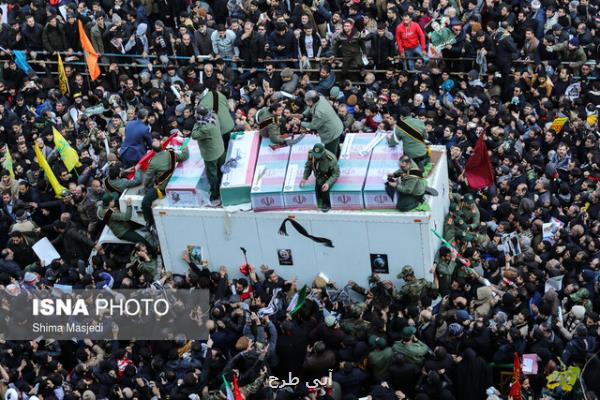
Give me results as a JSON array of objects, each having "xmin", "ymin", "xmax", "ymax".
[{"xmin": 0, "ymin": 0, "xmax": 598, "ymax": 399}]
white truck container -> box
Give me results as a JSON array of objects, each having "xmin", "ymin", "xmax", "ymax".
[{"xmin": 152, "ymin": 146, "xmax": 450, "ymax": 286}]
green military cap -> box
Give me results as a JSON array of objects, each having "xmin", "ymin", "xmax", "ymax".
[
  {"xmin": 463, "ymin": 193, "xmax": 475, "ymax": 203},
  {"xmin": 455, "ymin": 217, "xmax": 466, "ymax": 227},
  {"xmin": 449, "ymin": 203, "xmax": 459, "ymax": 213},
  {"xmin": 312, "ymin": 143, "xmax": 325, "ymax": 159},
  {"xmin": 397, "ymin": 265, "xmax": 415, "ymax": 279},
  {"xmin": 102, "ymin": 192, "xmax": 119, "ymax": 206},
  {"xmin": 401, "ymin": 326, "xmax": 416, "ymax": 340}
]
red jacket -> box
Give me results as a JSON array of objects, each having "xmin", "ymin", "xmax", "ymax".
[{"xmin": 395, "ymin": 21, "xmax": 426, "ymax": 53}]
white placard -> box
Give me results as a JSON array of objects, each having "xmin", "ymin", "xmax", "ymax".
[
  {"xmin": 32, "ymin": 237, "xmax": 61, "ymax": 266},
  {"xmin": 0, "ymin": 5, "xmax": 7, "ymax": 24}
]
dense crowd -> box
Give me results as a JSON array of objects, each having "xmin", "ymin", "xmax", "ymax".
[{"xmin": 0, "ymin": 0, "xmax": 599, "ymax": 399}]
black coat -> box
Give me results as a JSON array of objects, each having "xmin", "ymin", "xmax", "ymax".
[
  {"xmin": 276, "ymin": 322, "xmax": 308, "ymax": 377},
  {"xmin": 495, "ymin": 34, "xmax": 518, "ymax": 70},
  {"xmin": 235, "ymin": 32, "xmax": 263, "ymax": 67},
  {"xmin": 369, "ymin": 32, "xmax": 397, "ymax": 66}
]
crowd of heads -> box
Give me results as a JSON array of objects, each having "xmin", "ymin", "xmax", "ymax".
[{"xmin": 0, "ymin": 0, "xmax": 598, "ymax": 399}]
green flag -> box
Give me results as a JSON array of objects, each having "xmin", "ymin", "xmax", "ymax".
[{"xmin": 288, "ymin": 285, "xmax": 308, "ymax": 315}]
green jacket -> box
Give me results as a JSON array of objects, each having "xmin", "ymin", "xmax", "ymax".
[
  {"xmin": 256, "ymin": 107, "xmax": 286, "ymax": 144},
  {"xmin": 460, "ymin": 204, "xmax": 481, "ymax": 230},
  {"xmin": 392, "ymin": 339, "xmax": 430, "ymax": 366},
  {"xmin": 301, "ymin": 96, "xmax": 343, "ymax": 145},
  {"xmin": 105, "ymin": 169, "xmax": 142, "ymax": 194},
  {"xmin": 396, "ymin": 173, "xmax": 427, "ymax": 211},
  {"xmin": 144, "ymin": 147, "xmax": 190, "ymax": 191},
  {"xmin": 130, "ymin": 252, "xmax": 158, "ymax": 278},
  {"xmin": 200, "ymin": 90, "xmax": 234, "ymax": 136},
  {"xmin": 435, "ymin": 255, "xmax": 457, "ymax": 295},
  {"xmin": 303, "ymin": 149, "xmax": 340, "ymax": 187},
  {"xmin": 97, "ymin": 205, "xmax": 132, "ymax": 238},
  {"xmin": 191, "ymin": 118, "xmax": 225, "ymax": 162},
  {"xmin": 368, "ymin": 347, "xmax": 393, "ymax": 382},
  {"xmin": 390, "ymin": 117, "xmax": 428, "ymax": 159}
]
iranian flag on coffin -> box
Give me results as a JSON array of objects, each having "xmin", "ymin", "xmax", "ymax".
[
  {"xmin": 283, "ymin": 134, "xmax": 319, "ymax": 210},
  {"xmin": 251, "ymin": 138, "xmax": 292, "ymax": 211},
  {"xmin": 330, "ymin": 133, "xmax": 375, "ymax": 210},
  {"xmin": 220, "ymin": 131, "xmax": 260, "ymax": 206},
  {"xmin": 166, "ymin": 140, "xmax": 210, "ymax": 207},
  {"xmin": 363, "ymin": 136, "xmax": 403, "ymax": 209}
]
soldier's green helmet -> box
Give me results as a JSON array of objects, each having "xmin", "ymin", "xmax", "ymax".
[
  {"xmin": 398, "ymin": 265, "xmax": 415, "ymax": 279},
  {"xmin": 463, "ymin": 193, "xmax": 475, "ymax": 203}
]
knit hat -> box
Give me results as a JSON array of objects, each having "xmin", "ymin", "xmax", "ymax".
[
  {"xmin": 569, "ymin": 37, "xmax": 580, "ymax": 46},
  {"xmin": 448, "ymin": 322, "xmax": 464, "ymax": 336},
  {"xmin": 280, "ymin": 68, "xmax": 294, "ymax": 79},
  {"xmin": 329, "ymin": 86, "xmax": 341, "ymax": 99},
  {"xmin": 571, "ymin": 305, "xmax": 586, "ymax": 319},
  {"xmin": 23, "ymin": 272, "xmax": 38, "ymax": 285},
  {"xmin": 456, "ymin": 309, "xmax": 474, "ymax": 322}
]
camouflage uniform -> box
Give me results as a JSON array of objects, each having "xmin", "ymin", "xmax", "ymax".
[{"xmin": 397, "ymin": 265, "xmax": 435, "ymax": 306}]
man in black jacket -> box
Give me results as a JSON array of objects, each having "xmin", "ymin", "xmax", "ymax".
[
  {"xmin": 234, "ymin": 21, "xmax": 262, "ymax": 67},
  {"xmin": 21, "ymin": 15, "xmax": 44, "ymax": 51},
  {"xmin": 369, "ymin": 22, "xmax": 397, "ymax": 69}
]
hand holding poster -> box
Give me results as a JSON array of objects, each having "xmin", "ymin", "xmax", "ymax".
[{"xmin": 32, "ymin": 238, "xmax": 61, "ymax": 266}]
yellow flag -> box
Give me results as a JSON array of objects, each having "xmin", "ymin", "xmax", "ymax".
[
  {"xmin": 57, "ymin": 53, "xmax": 69, "ymax": 95},
  {"xmin": 587, "ymin": 112, "xmax": 597, "ymax": 127},
  {"xmin": 1, "ymin": 147, "xmax": 14, "ymax": 178},
  {"xmin": 550, "ymin": 117, "xmax": 568, "ymax": 133},
  {"xmin": 35, "ymin": 143, "xmax": 66, "ymax": 198},
  {"xmin": 53, "ymin": 127, "xmax": 81, "ymax": 172}
]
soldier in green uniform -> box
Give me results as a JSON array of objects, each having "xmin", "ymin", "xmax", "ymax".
[
  {"xmin": 433, "ymin": 246, "xmax": 457, "ymax": 295},
  {"xmin": 388, "ymin": 117, "xmax": 431, "ymax": 171},
  {"xmin": 198, "ymin": 87, "xmax": 235, "ymax": 149},
  {"xmin": 300, "ymin": 143, "xmax": 340, "ymax": 211},
  {"xmin": 387, "ymin": 156, "xmax": 429, "ymax": 212},
  {"xmin": 191, "ymin": 106, "xmax": 225, "ymax": 206},
  {"xmin": 141, "ymin": 134, "xmax": 189, "ymax": 227},
  {"xmin": 397, "ymin": 265, "xmax": 436, "ymax": 306},
  {"xmin": 443, "ymin": 203, "xmax": 461, "ymax": 242},
  {"xmin": 97, "ymin": 193, "xmax": 153, "ymax": 250},
  {"xmin": 256, "ymin": 103, "xmax": 288, "ymax": 145},
  {"xmin": 391, "ymin": 326, "xmax": 431, "ymax": 367},
  {"xmin": 460, "ymin": 193, "xmax": 481, "ymax": 230},
  {"xmin": 104, "ymin": 164, "xmax": 142, "ymax": 195},
  {"xmin": 299, "ymin": 90, "xmax": 344, "ymax": 156}
]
